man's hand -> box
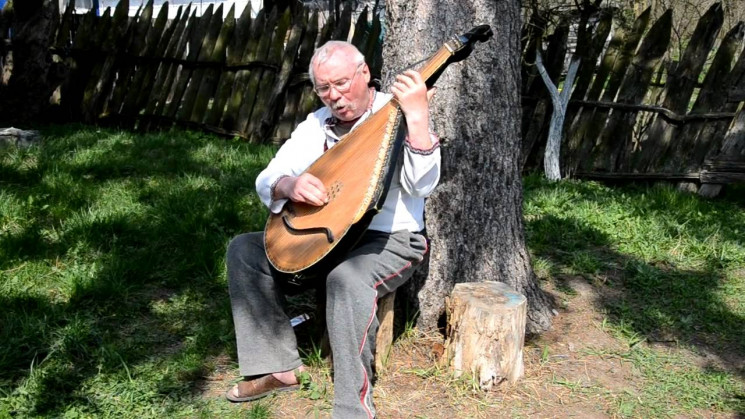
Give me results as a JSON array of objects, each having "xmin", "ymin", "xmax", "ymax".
[
  {"xmin": 391, "ymin": 70, "xmax": 435, "ymax": 149},
  {"xmin": 275, "ymin": 173, "xmax": 328, "ymax": 206},
  {"xmin": 391, "ymin": 70, "xmax": 431, "ymax": 122}
]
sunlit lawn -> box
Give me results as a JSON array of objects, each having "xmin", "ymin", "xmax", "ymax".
[{"xmin": 1, "ymin": 125, "xmax": 743, "ymax": 417}]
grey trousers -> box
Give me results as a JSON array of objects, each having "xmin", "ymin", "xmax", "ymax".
[{"xmin": 227, "ymin": 229, "xmax": 428, "ymax": 419}]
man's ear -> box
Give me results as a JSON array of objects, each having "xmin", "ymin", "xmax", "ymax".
[{"xmin": 362, "ymin": 63, "xmax": 371, "ymax": 84}]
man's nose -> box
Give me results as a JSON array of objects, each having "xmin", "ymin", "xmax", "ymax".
[{"xmin": 327, "ymin": 86, "xmax": 342, "ymax": 101}]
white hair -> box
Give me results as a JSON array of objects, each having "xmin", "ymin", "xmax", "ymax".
[{"xmin": 308, "ymin": 41, "xmax": 366, "ymax": 86}]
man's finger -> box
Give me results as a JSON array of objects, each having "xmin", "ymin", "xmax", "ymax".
[
  {"xmin": 306, "ymin": 177, "xmax": 328, "ymax": 197},
  {"xmin": 300, "ymin": 190, "xmax": 324, "ymax": 206},
  {"xmin": 426, "ymin": 86, "xmax": 437, "ymax": 102},
  {"xmin": 404, "ymin": 69, "xmax": 423, "ymax": 84},
  {"xmin": 396, "ymin": 74, "xmax": 416, "ymax": 88}
]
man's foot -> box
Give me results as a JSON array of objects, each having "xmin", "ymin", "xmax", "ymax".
[{"xmin": 225, "ymin": 370, "xmax": 302, "ymax": 403}]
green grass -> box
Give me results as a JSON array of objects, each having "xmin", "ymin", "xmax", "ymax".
[
  {"xmin": 1, "ymin": 126, "xmax": 743, "ymax": 417},
  {"xmin": 523, "ymin": 174, "xmax": 745, "ymax": 416},
  {"xmin": 0, "ymin": 125, "xmax": 276, "ymax": 417}
]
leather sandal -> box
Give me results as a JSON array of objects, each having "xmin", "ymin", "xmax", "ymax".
[{"xmin": 225, "ymin": 374, "xmax": 300, "ymax": 403}]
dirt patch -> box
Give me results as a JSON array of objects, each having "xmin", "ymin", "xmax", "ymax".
[{"xmin": 203, "ymin": 278, "xmax": 739, "ymax": 417}]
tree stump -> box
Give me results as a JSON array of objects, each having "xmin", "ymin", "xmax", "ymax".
[{"xmin": 442, "ymin": 281, "xmax": 527, "ymax": 389}]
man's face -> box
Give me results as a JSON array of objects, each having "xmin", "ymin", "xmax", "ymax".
[{"xmin": 312, "ymin": 51, "xmax": 371, "ymax": 121}]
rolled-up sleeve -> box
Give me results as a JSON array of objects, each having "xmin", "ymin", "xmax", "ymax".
[{"xmin": 400, "ymin": 133, "xmax": 441, "ymax": 197}]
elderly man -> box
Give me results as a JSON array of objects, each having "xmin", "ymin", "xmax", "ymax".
[{"xmin": 225, "ymin": 40, "xmax": 440, "ymax": 418}]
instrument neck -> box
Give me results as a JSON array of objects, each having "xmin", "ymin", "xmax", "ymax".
[{"xmin": 416, "ymin": 44, "xmax": 456, "ymax": 87}]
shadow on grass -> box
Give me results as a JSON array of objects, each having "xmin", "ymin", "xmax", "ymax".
[
  {"xmin": 524, "ymin": 185, "xmax": 745, "ymax": 383},
  {"xmin": 0, "ymin": 125, "xmax": 284, "ymax": 416}
]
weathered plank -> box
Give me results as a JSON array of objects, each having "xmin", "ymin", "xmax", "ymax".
[
  {"xmin": 176, "ymin": 4, "xmax": 226, "ymax": 122},
  {"xmin": 362, "ymin": 8, "xmax": 382, "ymax": 81},
  {"xmin": 700, "ymin": 153, "xmax": 745, "ymax": 183},
  {"xmin": 105, "ymin": 0, "xmax": 155, "ymax": 119},
  {"xmin": 143, "ymin": 4, "xmax": 193, "ymax": 127},
  {"xmin": 232, "ymin": 8, "xmax": 281, "ymax": 134},
  {"xmin": 189, "ymin": 5, "xmax": 236, "ymax": 123},
  {"xmin": 119, "ymin": 2, "xmax": 170, "ymax": 126},
  {"xmin": 566, "ymin": 12, "xmax": 612, "ymax": 118},
  {"xmin": 330, "ymin": 2, "xmax": 352, "ymax": 42},
  {"xmin": 703, "ymin": 156, "xmax": 745, "ymax": 173},
  {"xmin": 203, "ymin": 3, "xmax": 253, "ymax": 128},
  {"xmin": 575, "ymin": 7, "xmax": 652, "ymax": 173},
  {"xmin": 273, "ymin": 9, "xmax": 318, "ymax": 141},
  {"xmin": 563, "ymin": 10, "xmax": 650, "ymax": 174},
  {"xmin": 699, "ymin": 103, "xmax": 745, "ymax": 196},
  {"xmin": 81, "ymin": 0, "xmax": 131, "ymax": 122},
  {"xmin": 637, "ymin": 3, "xmax": 724, "ymax": 172},
  {"xmin": 350, "ymin": 6, "xmax": 369, "ymax": 48},
  {"xmin": 575, "ymin": 171, "xmax": 700, "ymax": 181},
  {"xmin": 131, "ymin": 4, "xmax": 183, "ymax": 119},
  {"xmin": 245, "ymin": 8, "xmax": 292, "ymax": 140},
  {"xmin": 163, "ymin": 4, "xmax": 216, "ymax": 120},
  {"xmin": 590, "ymin": 9, "xmax": 671, "ymax": 172},
  {"xmin": 569, "ymin": 100, "xmax": 735, "ymax": 123},
  {"xmin": 220, "ymin": 8, "xmax": 272, "ymax": 131},
  {"xmin": 699, "ymin": 26, "xmax": 745, "ymax": 179},
  {"xmin": 120, "ymin": 0, "xmax": 171, "ymax": 122},
  {"xmin": 662, "ymin": 22, "xmax": 745, "ymax": 173},
  {"xmin": 316, "ymin": 4, "xmax": 337, "ymax": 48},
  {"xmin": 251, "ymin": 8, "xmax": 304, "ymax": 142},
  {"xmin": 54, "ymin": 0, "xmax": 76, "ymax": 51},
  {"xmin": 0, "ymin": 2, "xmax": 12, "ymax": 86},
  {"xmin": 59, "ymin": 6, "xmax": 105, "ymax": 120}
]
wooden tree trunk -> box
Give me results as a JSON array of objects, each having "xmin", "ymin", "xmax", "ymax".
[
  {"xmin": 535, "ymin": 51, "xmax": 580, "ymax": 181},
  {"xmin": 442, "ymin": 282, "xmax": 526, "ymax": 389},
  {"xmin": 0, "ymin": 0, "xmax": 62, "ymax": 123},
  {"xmin": 384, "ymin": 0, "xmax": 554, "ymax": 334},
  {"xmin": 521, "ymin": 19, "xmax": 569, "ymax": 170}
]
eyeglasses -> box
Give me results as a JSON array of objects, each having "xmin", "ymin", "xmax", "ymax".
[{"xmin": 314, "ymin": 63, "xmax": 364, "ymax": 97}]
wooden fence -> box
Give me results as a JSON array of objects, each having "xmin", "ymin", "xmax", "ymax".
[
  {"xmin": 1, "ymin": 1, "xmax": 743, "ymax": 190},
  {"xmin": 521, "ymin": 3, "xmax": 745, "ymax": 190},
  {"xmin": 0, "ymin": 0, "xmax": 382, "ymax": 144}
]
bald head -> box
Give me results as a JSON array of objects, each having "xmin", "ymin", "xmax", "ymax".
[{"xmin": 309, "ymin": 41, "xmax": 366, "ymax": 87}]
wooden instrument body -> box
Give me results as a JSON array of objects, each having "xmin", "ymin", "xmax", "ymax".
[{"xmin": 265, "ymin": 101, "xmax": 404, "ymax": 273}]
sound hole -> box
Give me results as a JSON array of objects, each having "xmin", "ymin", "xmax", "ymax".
[{"xmin": 328, "ymin": 180, "xmax": 343, "ymax": 202}]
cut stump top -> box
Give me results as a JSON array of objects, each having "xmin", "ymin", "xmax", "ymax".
[{"xmin": 451, "ymin": 281, "xmax": 526, "ymax": 310}]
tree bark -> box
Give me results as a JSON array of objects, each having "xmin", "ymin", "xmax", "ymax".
[
  {"xmin": 384, "ymin": 0, "xmax": 554, "ymax": 334},
  {"xmin": 0, "ymin": 0, "xmax": 64, "ymax": 123}
]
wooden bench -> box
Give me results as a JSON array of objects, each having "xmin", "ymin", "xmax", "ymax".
[
  {"xmin": 318, "ymin": 290, "xmax": 398, "ymax": 373},
  {"xmin": 374, "ymin": 290, "xmax": 396, "ymax": 371}
]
